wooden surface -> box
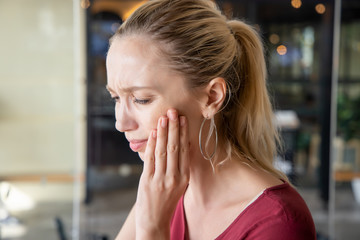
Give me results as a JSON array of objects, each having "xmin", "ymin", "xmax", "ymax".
[
  {"xmin": 334, "ymin": 171, "xmax": 360, "ymax": 181},
  {"xmin": 0, "ymin": 173, "xmax": 84, "ymax": 183}
]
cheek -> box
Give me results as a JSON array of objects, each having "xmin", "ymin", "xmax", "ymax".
[
  {"xmin": 136, "ymin": 104, "xmax": 168, "ymax": 130},
  {"xmin": 143, "ymin": 111, "xmax": 162, "ymax": 131},
  {"xmin": 134, "ymin": 105, "xmax": 161, "ymax": 126}
]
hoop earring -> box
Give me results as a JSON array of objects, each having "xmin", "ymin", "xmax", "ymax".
[{"xmin": 199, "ymin": 116, "xmax": 218, "ymax": 169}]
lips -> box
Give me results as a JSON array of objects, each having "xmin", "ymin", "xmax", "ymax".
[{"xmin": 129, "ymin": 139, "xmax": 148, "ymax": 152}]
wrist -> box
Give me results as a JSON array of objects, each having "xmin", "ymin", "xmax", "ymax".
[{"xmin": 136, "ymin": 227, "xmax": 170, "ymax": 240}]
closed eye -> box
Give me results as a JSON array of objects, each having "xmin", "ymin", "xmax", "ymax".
[{"xmin": 133, "ymin": 98, "xmax": 150, "ymax": 104}]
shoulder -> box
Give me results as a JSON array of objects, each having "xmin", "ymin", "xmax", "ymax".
[
  {"xmin": 219, "ymin": 182, "xmax": 316, "ymax": 240},
  {"xmin": 248, "ymin": 182, "xmax": 316, "ymax": 239},
  {"xmin": 263, "ymin": 182, "xmax": 314, "ymax": 221}
]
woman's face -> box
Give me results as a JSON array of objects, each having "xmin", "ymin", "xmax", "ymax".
[{"xmin": 106, "ymin": 36, "xmax": 203, "ymax": 160}]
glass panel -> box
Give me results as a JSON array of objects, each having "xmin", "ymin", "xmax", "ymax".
[
  {"xmin": 332, "ymin": 0, "xmax": 360, "ymax": 239},
  {"xmin": 0, "ymin": 0, "xmax": 84, "ymax": 239}
]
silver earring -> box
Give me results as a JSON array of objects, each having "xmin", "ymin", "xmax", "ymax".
[{"xmin": 199, "ymin": 116, "xmax": 218, "ymax": 168}]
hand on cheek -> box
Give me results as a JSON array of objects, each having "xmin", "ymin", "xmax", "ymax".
[{"xmin": 135, "ymin": 109, "xmax": 190, "ymax": 238}]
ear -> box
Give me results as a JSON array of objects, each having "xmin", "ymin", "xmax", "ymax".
[{"xmin": 201, "ymin": 77, "xmax": 227, "ymax": 118}]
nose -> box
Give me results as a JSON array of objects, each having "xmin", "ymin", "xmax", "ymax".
[{"xmin": 114, "ymin": 102, "xmax": 138, "ymax": 133}]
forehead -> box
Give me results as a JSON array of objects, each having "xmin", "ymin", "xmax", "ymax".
[
  {"xmin": 106, "ymin": 36, "xmax": 173, "ymax": 90},
  {"xmin": 107, "ymin": 35, "xmax": 162, "ymax": 68}
]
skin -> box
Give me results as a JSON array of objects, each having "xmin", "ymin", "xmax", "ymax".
[{"xmin": 107, "ymin": 35, "xmax": 283, "ymax": 240}]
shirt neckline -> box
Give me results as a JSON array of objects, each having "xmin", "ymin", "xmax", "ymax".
[
  {"xmin": 215, "ymin": 180, "xmax": 289, "ymax": 239},
  {"xmin": 180, "ymin": 180, "xmax": 290, "ymax": 240}
]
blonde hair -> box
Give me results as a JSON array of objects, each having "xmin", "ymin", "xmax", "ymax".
[{"xmin": 112, "ymin": 0, "xmax": 288, "ymax": 182}]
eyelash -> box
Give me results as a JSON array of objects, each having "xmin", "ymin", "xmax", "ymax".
[
  {"xmin": 110, "ymin": 96, "xmax": 150, "ymax": 105},
  {"xmin": 133, "ymin": 98, "xmax": 150, "ymax": 105}
]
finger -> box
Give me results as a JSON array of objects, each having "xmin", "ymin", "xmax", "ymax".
[
  {"xmin": 166, "ymin": 109, "xmax": 180, "ymax": 175},
  {"xmin": 154, "ymin": 116, "xmax": 168, "ymax": 176},
  {"xmin": 143, "ymin": 129, "xmax": 157, "ymax": 177},
  {"xmin": 179, "ymin": 116, "xmax": 190, "ymax": 176}
]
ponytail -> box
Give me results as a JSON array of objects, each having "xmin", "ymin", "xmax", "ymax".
[{"xmin": 223, "ymin": 20, "xmax": 288, "ymax": 181}]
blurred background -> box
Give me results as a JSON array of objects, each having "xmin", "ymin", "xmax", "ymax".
[{"xmin": 0, "ymin": 0, "xmax": 359, "ymax": 239}]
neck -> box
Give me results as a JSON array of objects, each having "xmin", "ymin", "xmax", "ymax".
[
  {"xmin": 186, "ymin": 150, "xmax": 243, "ymax": 208},
  {"xmin": 185, "ymin": 148, "xmax": 277, "ymax": 209}
]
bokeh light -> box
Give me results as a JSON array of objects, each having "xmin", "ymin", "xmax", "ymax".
[
  {"xmin": 315, "ymin": 3, "xmax": 326, "ymax": 14},
  {"xmin": 277, "ymin": 45, "xmax": 287, "ymax": 55},
  {"xmin": 291, "ymin": 0, "xmax": 302, "ymax": 9},
  {"xmin": 269, "ymin": 34, "xmax": 280, "ymax": 44}
]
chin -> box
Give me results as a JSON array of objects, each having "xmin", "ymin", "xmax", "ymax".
[{"xmin": 138, "ymin": 152, "xmax": 145, "ymax": 161}]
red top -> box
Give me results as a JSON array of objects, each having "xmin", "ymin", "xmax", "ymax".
[{"xmin": 170, "ymin": 182, "xmax": 316, "ymax": 240}]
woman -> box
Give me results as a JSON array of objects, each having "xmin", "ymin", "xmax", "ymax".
[{"xmin": 106, "ymin": 0, "xmax": 316, "ymax": 239}]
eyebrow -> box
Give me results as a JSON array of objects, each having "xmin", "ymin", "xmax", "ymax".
[{"xmin": 106, "ymin": 85, "xmax": 157, "ymax": 94}]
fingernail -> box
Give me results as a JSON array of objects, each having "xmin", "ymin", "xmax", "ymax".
[
  {"xmin": 152, "ymin": 130, "xmax": 157, "ymax": 138},
  {"xmin": 161, "ymin": 117, "xmax": 167, "ymax": 128},
  {"xmin": 180, "ymin": 116, "xmax": 186, "ymax": 126},
  {"xmin": 168, "ymin": 110, "xmax": 177, "ymax": 121}
]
